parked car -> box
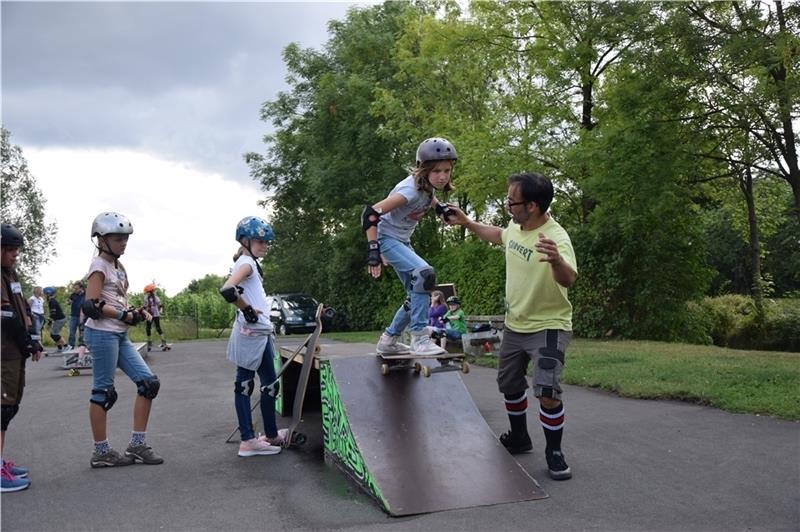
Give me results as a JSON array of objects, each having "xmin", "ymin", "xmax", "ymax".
[{"xmin": 265, "ymin": 293, "xmax": 322, "ymax": 335}]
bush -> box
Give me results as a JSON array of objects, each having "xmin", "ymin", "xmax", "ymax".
[{"xmin": 689, "ymin": 296, "xmax": 799, "ymax": 352}]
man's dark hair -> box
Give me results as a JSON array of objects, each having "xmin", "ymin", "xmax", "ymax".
[{"xmin": 507, "ymin": 172, "xmax": 554, "ymax": 213}]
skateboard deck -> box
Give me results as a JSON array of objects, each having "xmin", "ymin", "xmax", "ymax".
[
  {"xmin": 58, "ymin": 342, "xmax": 147, "ymax": 375},
  {"xmin": 147, "ymin": 343, "xmax": 172, "ymax": 352},
  {"xmin": 377, "ymin": 352, "xmax": 470, "ymax": 377},
  {"xmin": 282, "ymin": 303, "xmax": 325, "ymax": 448}
]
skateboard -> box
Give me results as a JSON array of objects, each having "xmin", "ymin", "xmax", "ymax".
[
  {"xmin": 279, "ymin": 303, "xmax": 326, "ymax": 448},
  {"xmin": 62, "ymin": 352, "xmax": 94, "ymax": 376},
  {"xmin": 378, "ymin": 352, "xmax": 470, "ymax": 377},
  {"xmin": 58, "ymin": 343, "xmax": 147, "ymax": 376}
]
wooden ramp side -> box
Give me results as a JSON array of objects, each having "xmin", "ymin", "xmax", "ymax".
[{"xmin": 320, "ymin": 354, "xmax": 547, "ymax": 516}]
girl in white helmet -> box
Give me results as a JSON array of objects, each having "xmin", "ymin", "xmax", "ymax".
[{"xmin": 82, "ymin": 212, "xmax": 163, "ymax": 469}]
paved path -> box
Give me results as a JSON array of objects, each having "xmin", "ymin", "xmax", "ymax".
[{"xmin": 2, "ymin": 339, "xmax": 798, "ymax": 531}]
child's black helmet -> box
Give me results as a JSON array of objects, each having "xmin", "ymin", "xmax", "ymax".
[
  {"xmin": 1, "ymin": 224, "xmax": 25, "ymax": 248},
  {"xmin": 446, "ymin": 296, "xmax": 460, "ymax": 305}
]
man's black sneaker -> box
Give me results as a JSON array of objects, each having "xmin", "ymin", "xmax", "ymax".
[
  {"xmin": 546, "ymin": 449, "xmax": 572, "ymax": 480},
  {"xmin": 499, "ymin": 431, "xmax": 533, "ymax": 454}
]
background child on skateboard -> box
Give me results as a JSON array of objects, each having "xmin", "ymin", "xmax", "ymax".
[
  {"xmin": 219, "ymin": 216, "xmax": 286, "ymax": 457},
  {"xmin": 442, "ymin": 296, "xmax": 467, "ymax": 349},
  {"xmin": 362, "ymin": 137, "xmax": 458, "ymax": 357},
  {"xmin": 143, "ymin": 284, "xmax": 168, "ymax": 351},
  {"xmin": 82, "ymin": 212, "xmax": 164, "ymax": 468}
]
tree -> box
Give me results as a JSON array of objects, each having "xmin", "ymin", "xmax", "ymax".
[
  {"xmin": 0, "ymin": 127, "xmax": 58, "ymax": 283},
  {"xmin": 681, "ymin": 1, "xmax": 800, "ymax": 219}
]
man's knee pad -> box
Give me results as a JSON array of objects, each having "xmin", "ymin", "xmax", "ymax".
[
  {"xmin": 1, "ymin": 404, "xmax": 20, "ymax": 431},
  {"xmin": 410, "ymin": 266, "xmax": 436, "ymax": 293},
  {"xmin": 90, "ymin": 387, "xmax": 118, "ymax": 411},
  {"xmin": 234, "ymin": 379, "xmax": 255, "ymax": 396},
  {"xmin": 136, "ymin": 376, "xmax": 160, "ymax": 400},
  {"xmin": 535, "ymin": 347, "xmax": 564, "ymax": 398}
]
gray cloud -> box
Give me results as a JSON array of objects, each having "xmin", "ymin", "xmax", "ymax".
[{"xmin": 2, "ymin": 1, "xmax": 360, "ymax": 180}]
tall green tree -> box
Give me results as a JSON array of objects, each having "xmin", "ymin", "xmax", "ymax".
[{"xmin": 0, "ymin": 127, "xmax": 58, "ymax": 283}]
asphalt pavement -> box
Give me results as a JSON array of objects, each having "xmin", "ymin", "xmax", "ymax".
[{"xmin": 1, "ymin": 339, "xmax": 797, "ymax": 531}]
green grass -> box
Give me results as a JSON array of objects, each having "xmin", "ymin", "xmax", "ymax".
[{"xmin": 320, "ymin": 331, "xmax": 800, "ymax": 421}]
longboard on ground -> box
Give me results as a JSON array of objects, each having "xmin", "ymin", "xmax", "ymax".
[{"xmin": 57, "ymin": 342, "xmax": 147, "ymax": 376}]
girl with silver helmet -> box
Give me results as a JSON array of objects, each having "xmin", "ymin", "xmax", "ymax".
[
  {"xmin": 82, "ymin": 212, "xmax": 164, "ymax": 468},
  {"xmin": 361, "ymin": 137, "xmax": 458, "ymax": 358},
  {"xmin": 220, "ymin": 216, "xmax": 287, "ymax": 456}
]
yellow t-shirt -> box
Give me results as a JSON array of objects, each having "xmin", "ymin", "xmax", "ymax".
[{"xmin": 501, "ymin": 216, "xmax": 577, "ymax": 333}]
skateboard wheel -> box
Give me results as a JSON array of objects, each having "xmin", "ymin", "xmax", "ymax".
[
  {"xmin": 291, "ymin": 432, "xmax": 307, "ymax": 446},
  {"xmin": 413, "ymin": 362, "xmax": 422, "ymax": 374},
  {"xmin": 380, "ymin": 363, "xmax": 390, "ymax": 375},
  {"xmin": 68, "ymin": 369, "xmax": 79, "ymax": 376},
  {"xmin": 421, "ymin": 365, "xmax": 431, "ymax": 378},
  {"xmin": 461, "ymin": 362, "xmax": 470, "ymax": 374},
  {"xmin": 314, "ymin": 344, "xmax": 321, "ymax": 355}
]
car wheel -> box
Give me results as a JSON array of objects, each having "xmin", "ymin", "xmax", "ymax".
[{"xmin": 278, "ymin": 323, "xmax": 288, "ymax": 336}]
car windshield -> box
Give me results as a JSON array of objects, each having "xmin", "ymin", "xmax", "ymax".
[{"xmin": 282, "ymin": 295, "xmax": 317, "ymax": 310}]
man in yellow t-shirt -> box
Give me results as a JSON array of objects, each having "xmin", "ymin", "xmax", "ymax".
[{"xmin": 445, "ymin": 172, "xmax": 577, "ymax": 480}]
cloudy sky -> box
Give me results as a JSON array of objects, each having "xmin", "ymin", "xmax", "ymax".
[{"xmin": 2, "ymin": 1, "xmax": 367, "ymax": 295}]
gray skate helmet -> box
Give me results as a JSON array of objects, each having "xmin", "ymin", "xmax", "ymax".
[
  {"xmin": 415, "ymin": 137, "xmax": 458, "ymax": 166},
  {"xmin": 91, "ymin": 212, "xmax": 134, "ymax": 237}
]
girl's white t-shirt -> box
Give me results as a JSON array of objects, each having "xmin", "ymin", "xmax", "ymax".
[
  {"xmin": 226, "ymin": 254, "xmax": 274, "ymax": 369},
  {"xmin": 84, "ymin": 256, "xmax": 129, "ymax": 333}
]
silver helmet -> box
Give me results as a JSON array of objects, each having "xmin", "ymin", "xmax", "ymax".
[
  {"xmin": 415, "ymin": 137, "xmax": 458, "ymax": 166},
  {"xmin": 91, "ymin": 212, "xmax": 134, "ymax": 237}
]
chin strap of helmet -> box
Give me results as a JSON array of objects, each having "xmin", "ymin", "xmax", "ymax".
[
  {"xmin": 242, "ymin": 240, "xmax": 263, "ymax": 278},
  {"xmin": 93, "ymin": 237, "xmax": 121, "ymax": 266}
]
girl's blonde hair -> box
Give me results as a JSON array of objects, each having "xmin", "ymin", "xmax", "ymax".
[
  {"xmin": 412, "ymin": 160, "xmax": 455, "ymax": 196},
  {"xmin": 430, "ymin": 290, "xmax": 445, "ymax": 305},
  {"xmin": 232, "ymin": 246, "xmax": 246, "ymax": 262}
]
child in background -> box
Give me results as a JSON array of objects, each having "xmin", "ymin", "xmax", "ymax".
[
  {"xmin": 143, "ymin": 284, "xmax": 168, "ymax": 351},
  {"xmin": 428, "ymin": 290, "xmax": 447, "ymax": 347},
  {"xmin": 67, "ymin": 282, "xmax": 86, "ymax": 352},
  {"xmin": 43, "ymin": 286, "xmax": 66, "ymax": 352},
  {"xmin": 442, "ymin": 296, "xmax": 467, "ymax": 350},
  {"xmin": 27, "ymin": 287, "xmax": 45, "ymax": 340}
]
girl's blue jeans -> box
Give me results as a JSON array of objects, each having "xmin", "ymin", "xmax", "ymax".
[
  {"xmin": 379, "ymin": 236, "xmax": 432, "ymax": 335},
  {"xmin": 235, "ymin": 337, "xmax": 278, "ymax": 441},
  {"xmin": 84, "ymin": 327, "xmax": 154, "ymax": 405}
]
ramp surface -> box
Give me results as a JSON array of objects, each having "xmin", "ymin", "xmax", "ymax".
[{"xmin": 321, "ymin": 355, "xmax": 546, "ymax": 516}]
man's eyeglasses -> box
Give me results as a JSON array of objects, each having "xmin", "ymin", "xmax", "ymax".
[{"xmin": 505, "ymin": 197, "xmax": 528, "ymax": 208}]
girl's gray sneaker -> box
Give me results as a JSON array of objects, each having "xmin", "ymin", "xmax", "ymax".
[
  {"xmin": 376, "ymin": 334, "xmax": 411, "ymax": 355},
  {"xmin": 125, "ymin": 444, "xmax": 164, "ymax": 465},
  {"xmin": 90, "ymin": 448, "xmax": 135, "ymax": 468}
]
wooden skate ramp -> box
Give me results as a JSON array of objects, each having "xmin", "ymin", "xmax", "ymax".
[{"xmin": 321, "ymin": 355, "xmax": 546, "ymax": 516}]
